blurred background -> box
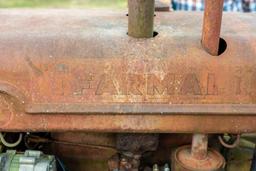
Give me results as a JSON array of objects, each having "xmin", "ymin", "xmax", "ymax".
[
  {"xmin": 0, "ymin": 0, "xmax": 255, "ymax": 12},
  {"xmin": 0, "ymin": 0, "xmax": 127, "ymax": 9}
]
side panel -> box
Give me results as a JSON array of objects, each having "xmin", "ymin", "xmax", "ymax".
[{"xmin": 0, "ymin": 10, "xmax": 255, "ymax": 132}]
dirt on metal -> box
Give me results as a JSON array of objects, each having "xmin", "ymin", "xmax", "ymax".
[{"xmin": 0, "ymin": 10, "xmax": 255, "ymax": 133}]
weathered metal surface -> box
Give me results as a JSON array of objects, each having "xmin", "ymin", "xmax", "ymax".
[
  {"xmin": 202, "ymin": 0, "xmax": 224, "ymax": 56},
  {"xmin": 173, "ymin": 146, "xmax": 225, "ymax": 171},
  {"xmin": 0, "ymin": 10, "xmax": 255, "ymax": 132},
  {"xmin": 128, "ymin": 0, "xmax": 155, "ymax": 38},
  {"xmin": 191, "ymin": 134, "xmax": 208, "ymax": 160},
  {"xmin": 174, "ymin": 133, "xmax": 224, "ymax": 170}
]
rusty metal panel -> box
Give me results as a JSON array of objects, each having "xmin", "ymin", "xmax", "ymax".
[{"xmin": 0, "ymin": 10, "xmax": 255, "ymax": 132}]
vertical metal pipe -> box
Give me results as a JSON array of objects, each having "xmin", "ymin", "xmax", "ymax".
[
  {"xmin": 128, "ymin": 0, "xmax": 155, "ymax": 38},
  {"xmin": 191, "ymin": 134, "xmax": 208, "ymax": 160},
  {"xmin": 202, "ymin": 0, "xmax": 224, "ymax": 56}
]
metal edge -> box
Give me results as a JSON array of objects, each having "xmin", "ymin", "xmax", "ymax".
[{"xmin": 25, "ymin": 103, "xmax": 256, "ymax": 115}]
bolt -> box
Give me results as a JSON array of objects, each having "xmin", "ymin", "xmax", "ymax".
[
  {"xmin": 120, "ymin": 157, "xmax": 132, "ymax": 170},
  {"xmin": 153, "ymin": 164, "xmax": 159, "ymax": 171},
  {"xmin": 120, "ymin": 158, "xmax": 128, "ymax": 167},
  {"xmin": 164, "ymin": 164, "xmax": 170, "ymax": 171}
]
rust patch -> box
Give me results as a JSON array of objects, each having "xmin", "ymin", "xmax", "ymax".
[
  {"xmin": 0, "ymin": 95, "xmax": 13, "ymax": 127},
  {"xmin": 25, "ymin": 57, "xmax": 43, "ymax": 76},
  {"xmin": 0, "ymin": 10, "xmax": 255, "ymax": 132}
]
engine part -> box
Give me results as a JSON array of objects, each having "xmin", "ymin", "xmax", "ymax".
[
  {"xmin": 0, "ymin": 133, "xmax": 23, "ymax": 148},
  {"xmin": 0, "ymin": 1, "xmax": 255, "ymax": 170},
  {"xmin": 173, "ymin": 134, "xmax": 225, "ymax": 171},
  {"xmin": 114, "ymin": 134, "xmax": 159, "ymax": 171},
  {"xmin": 0, "ymin": 5, "xmax": 255, "ymax": 133},
  {"xmin": 153, "ymin": 164, "xmax": 159, "ymax": 171},
  {"xmin": 116, "ymin": 134, "xmax": 159, "ymax": 154},
  {"xmin": 0, "ymin": 6, "xmax": 255, "ymax": 133},
  {"xmin": 163, "ymin": 164, "xmax": 170, "ymax": 171},
  {"xmin": 0, "ymin": 150, "xmax": 56, "ymax": 171},
  {"xmin": 218, "ymin": 134, "xmax": 241, "ymax": 149}
]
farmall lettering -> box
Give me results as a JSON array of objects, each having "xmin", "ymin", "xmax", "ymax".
[
  {"xmin": 26, "ymin": 53, "xmax": 256, "ymax": 104},
  {"xmin": 29, "ymin": 58, "xmax": 256, "ymax": 104},
  {"xmin": 95, "ymin": 73, "xmax": 204, "ymax": 96}
]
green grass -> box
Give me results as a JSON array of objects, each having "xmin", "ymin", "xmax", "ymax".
[{"xmin": 0, "ymin": 0, "xmax": 127, "ymax": 9}]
